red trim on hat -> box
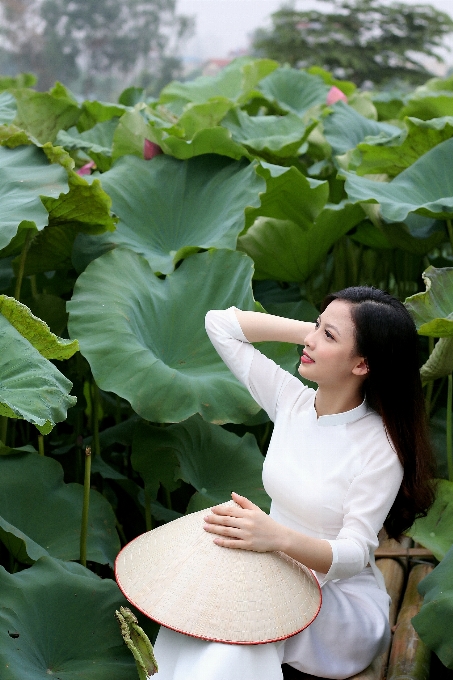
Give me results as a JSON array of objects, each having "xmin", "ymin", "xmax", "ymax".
[{"xmin": 114, "ymin": 535, "xmax": 322, "ymax": 646}]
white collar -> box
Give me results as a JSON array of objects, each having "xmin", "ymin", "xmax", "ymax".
[{"xmin": 314, "ymin": 397, "xmax": 369, "ymax": 427}]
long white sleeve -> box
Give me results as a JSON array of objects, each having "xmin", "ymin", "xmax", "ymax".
[{"xmin": 205, "ymin": 307, "xmax": 305, "ymax": 422}]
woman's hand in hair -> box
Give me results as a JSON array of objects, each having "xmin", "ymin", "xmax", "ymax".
[{"xmin": 203, "ymin": 492, "xmax": 284, "ymax": 553}]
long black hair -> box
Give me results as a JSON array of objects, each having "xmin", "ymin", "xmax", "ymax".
[{"xmin": 321, "ymin": 286, "xmax": 435, "ymax": 539}]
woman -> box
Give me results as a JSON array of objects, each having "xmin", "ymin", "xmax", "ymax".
[{"xmin": 154, "ymin": 286, "xmax": 434, "ymax": 680}]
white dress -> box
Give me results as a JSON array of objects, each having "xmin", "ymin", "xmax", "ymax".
[{"xmin": 154, "ymin": 308, "xmax": 404, "ymax": 680}]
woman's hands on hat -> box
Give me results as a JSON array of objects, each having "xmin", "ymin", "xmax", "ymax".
[{"xmin": 203, "ymin": 492, "xmax": 285, "ymax": 553}]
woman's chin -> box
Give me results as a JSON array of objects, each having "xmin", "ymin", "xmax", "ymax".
[{"xmin": 298, "ymin": 363, "xmax": 315, "ymax": 379}]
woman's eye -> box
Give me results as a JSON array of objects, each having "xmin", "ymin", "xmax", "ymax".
[
  {"xmin": 325, "ymin": 330, "xmax": 334, "ymax": 340},
  {"xmin": 315, "ymin": 319, "xmax": 320, "ymax": 328}
]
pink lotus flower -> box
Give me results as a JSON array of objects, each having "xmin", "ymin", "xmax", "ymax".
[
  {"xmin": 326, "ymin": 86, "xmax": 348, "ymax": 105},
  {"xmin": 77, "ymin": 161, "xmax": 96, "ymax": 176},
  {"xmin": 144, "ymin": 139, "xmax": 163, "ymax": 160}
]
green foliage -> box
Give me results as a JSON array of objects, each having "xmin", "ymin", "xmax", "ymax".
[
  {"xmin": 342, "ymin": 138, "xmax": 453, "ymax": 222},
  {"xmin": 0, "ymin": 145, "xmax": 68, "ymax": 251},
  {"xmin": 413, "ymin": 545, "xmax": 453, "ymax": 668},
  {"xmin": 1, "ymin": 59, "xmax": 453, "ymax": 673},
  {"xmin": 347, "ymin": 117, "xmax": 453, "ymax": 177},
  {"xmin": 405, "ymin": 267, "xmax": 453, "ymax": 337},
  {"xmin": 132, "ymin": 416, "xmax": 271, "ymax": 512},
  {"xmin": 251, "ymin": 0, "xmax": 453, "ymax": 86},
  {"xmin": 407, "ymin": 479, "xmax": 453, "ymax": 560},
  {"xmin": 91, "ymin": 154, "xmax": 265, "ymax": 274},
  {"xmin": 0, "ymin": 313, "xmax": 76, "ymax": 433},
  {"xmin": 0, "ymin": 451, "xmax": 119, "ymax": 564},
  {"xmin": 0, "ymin": 557, "xmax": 138, "ymax": 679},
  {"xmin": 67, "ymin": 248, "xmax": 295, "ymax": 424}
]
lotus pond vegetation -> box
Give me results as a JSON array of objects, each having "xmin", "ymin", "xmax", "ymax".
[{"xmin": 0, "ymin": 59, "xmax": 452, "ymax": 678}]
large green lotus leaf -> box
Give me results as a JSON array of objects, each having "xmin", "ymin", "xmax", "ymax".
[
  {"xmin": 0, "ymin": 295, "xmax": 77, "ymax": 359},
  {"xmin": 412, "ymin": 545, "xmax": 453, "ymax": 669},
  {"xmin": 221, "ymin": 108, "xmax": 315, "ymax": 160},
  {"xmin": 55, "ymin": 119, "xmax": 117, "ymax": 172},
  {"xmin": 371, "ymin": 90, "xmax": 406, "ymax": 120},
  {"xmin": 322, "ymin": 101, "xmax": 400, "ymax": 155},
  {"xmin": 175, "ymin": 98, "xmax": 234, "ymax": 135},
  {"xmin": 0, "ymin": 313, "xmax": 76, "ymax": 433},
  {"xmin": 0, "ymin": 92, "xmax": 17, "ymax": 125},
  {"xmin": 142, "ymin": 98, "xmax": 247, "ymax": 160},
  {"xmin": 406, "ymin": 479, "xmax": 453, "ymax": 561},
  {"xmin": 0, "ymin": 145, "xmax": 69, "ymax": 251},
  {"xmin": 257, "ymin": 67, "xmax": 329, "ymax": 116},
  {"xmin": 147, "ymin": 123, "xmax": 246, "ymax": 161},
  {"xmin": 0, "ymin": 124, "xmax": 34, "ymax": 148},
  {"xmin": 67, "ymin": 248, "xmax": 295, "ymax": 423},
  {"xmin": 239, "ymin": 201, "xmax": 364, "ymax": 282},
  {"xmin": 37, "ymin": 142, "xmax": 118, "ymax": 237},
  {"xmin": 379, "ymin": 214, "xmax": 446, "ymax": 257},
  {"xmin": 77, "ymin": 100, "xmax": 127, "ymax": 132},
  {"xmin": 405, "ymin": 267, "xmax": 453, "ymax": 337},
  {"xmin": 0, "ymin": 452, "xmax": 119, "ymax": 565},
  {"xmin": 0, "ymin": 557, "xmax": 138, "ymax": 679},
  {"xmin": 0, "ymin": 294, "xmax": 73, "ymax": 353},
  {"xmin": 400, "ymin": 93, "xmax": 453, "ymax": 121},
  {"xmin": 131, "ymin": 415, "xmax": 270, "ymax": 513},
  {"xmin": 342, "ymin": 138, "xmax": 453, "ymax": 222},
  {"xmin": 111, "ymin": 109, "xmax": 151, "ymax": 162},
  {"xmin": 12, "ymin": 83, "xmax": 80, "ymax": 144},
  {"xmin": 92, "ymin": 154, "xmax": 264, "ymax": 274},
  {"xmin": 131, "ymin": 422, "xmax": 181, "ymax": 500},
  {"xmin": 160, "ymin": 57, "xmax": 278, "ymax": 106},
  {"xmin": 244, "ymin": 162, "xmax": 329, "ymax": 231},
  {"xmin": 350, "ymin": 117, "xmax": 453, "ymax": 177}
]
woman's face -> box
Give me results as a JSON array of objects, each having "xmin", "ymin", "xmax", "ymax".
[{"xmin": 298, "ymin": 300, "xmax": 368, "ymax": 386}]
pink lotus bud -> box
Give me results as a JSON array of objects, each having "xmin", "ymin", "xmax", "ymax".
[
  {"xmin": 77, "ymin": 161, "xmax": 96, "ymax": 176},
  {"xmin": 326, "ymin": 86, "xmax": 348, "ymax": 105},
  {"xmin": 144, "ymin": 139, "xmax": 163, "ymax": 160}
]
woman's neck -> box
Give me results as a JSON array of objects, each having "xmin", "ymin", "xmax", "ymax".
[{"xmin": 314, "ymin": 386, "xmax": 364, "ymax": 418}]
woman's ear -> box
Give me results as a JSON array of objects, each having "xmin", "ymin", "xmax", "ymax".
[{"xmin": 352, "ymin": 358, "xmax": 369, "ymax": 376}]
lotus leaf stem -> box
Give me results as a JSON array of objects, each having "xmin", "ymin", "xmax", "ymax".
[
  {"xmin": 165, "ymin": 487, "xmax": 173, "ymax": 511},
  {"xmin": 80, "ymin": 446, "xmax": 92, "ymax": 567},
  {"xmin": 14, "ymin": 230, "xmax": 33, "ymax": 302},
  {"xmin": 447, "ymin": 375, "xmax": 453, "ymax": 483},
  {"xmin": 91, "ymin": 382, "xmax": 100, "ymax": 459},
  {"xmin": 38, "ymin": 434, "xmax": 44, "ymax": 456}
]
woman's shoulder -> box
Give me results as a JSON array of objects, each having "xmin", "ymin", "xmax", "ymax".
[{"xmin": 354, "ymin": 408, "xmax": 403, "ymax": 471}]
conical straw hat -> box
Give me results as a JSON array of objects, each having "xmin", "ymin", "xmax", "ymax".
[{"xmin": 115, "ymin": 502, "xmax": 322, "ymax": 644}]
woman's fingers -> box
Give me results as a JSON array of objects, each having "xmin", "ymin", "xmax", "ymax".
[
  {"xmin": 231, "ymin": 491, "xmax": 256, "ymax": 510},
  {"xmin": 204, "ymin": 522, "xmax": 243, "ymax": 538},
  {"xmin": 212, "ymin": 537, "xmax": 250, "ymax": 550}
]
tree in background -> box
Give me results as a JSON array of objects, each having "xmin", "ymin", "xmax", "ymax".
[
  {"xmin": 0, "ymin": 0, "xmax": 194, "ymax": 96},
  {"xmin": 252, "ymin": 0, "xmax": 453, "ymax": 86}
]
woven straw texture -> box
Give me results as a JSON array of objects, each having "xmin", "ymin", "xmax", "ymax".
[{"xmin": 115, "ymin": 502, "xmax": 321, "ymax": 644}]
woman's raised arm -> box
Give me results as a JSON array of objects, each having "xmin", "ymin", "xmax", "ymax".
[{"xmin": 234, "ymin": 309, "xmax": 315, "ymax": 345}]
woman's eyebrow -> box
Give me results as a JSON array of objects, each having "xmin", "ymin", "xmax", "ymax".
[{"xmin": 325, "ymin": 322, "xmax": 340, "ymax": 335}]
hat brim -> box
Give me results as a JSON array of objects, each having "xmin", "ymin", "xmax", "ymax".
[{"xmin": 115, "ymin": 502, "xmax": 322, "ymax": 645}]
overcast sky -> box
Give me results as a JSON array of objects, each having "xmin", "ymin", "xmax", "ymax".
[{"xmin": 177, "ymin": 0, "xmax": 453, "ymax": 67}]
